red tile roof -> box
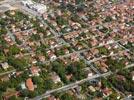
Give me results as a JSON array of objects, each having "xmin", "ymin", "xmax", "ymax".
[{"xmin": 26, "ymin": 78, "xmax": 34, "ymax": 91}]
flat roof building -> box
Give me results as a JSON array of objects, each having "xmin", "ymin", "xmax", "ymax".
[{"xmin": 21, "ymin": 0, "xmax": 47, "ymax": 14}]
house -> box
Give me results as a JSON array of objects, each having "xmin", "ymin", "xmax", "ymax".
[
  {"xmin": 47, "ymin": 50, "xmax": 57, "ymax": 60},
  {"xmin": 38, "ymin": 55, "xmax": 46, "ymax": 62},
  {"xmin": 31, "ymin": 58, "xmax": 37, "ymax": 64},
  {"xmin": 102, "ymin": 88, "xmax": 112, "ymax": 97},
  {"xmin": 90, "ymin": 48, "xmax": 99, "ymax": 56},
  {"xmin": 87, "ymin": 70, "xmax": 93, "ymax": 77},
  {"xmin": 71, "ymin": 22, "xmax": 81, "ymax": 30},
  {"xmin": 49, "ymin": 40, "xmax": 58, "ymax": 48},
  {"xmin": 100, "ymin": 67, "xmax": 108, "ymax": 73},
  {"xmin": 88, "ymin": 86, "xmax": 96, "ymax": 92},
  {"xmin": 64, "ymin": 48, "xmax": 70, "ymax": 54},
  {"xmin": 76, "ymin": 44, "xmax": 83, "ymax": 50},
  {"xmin": 95, "ymin": 61, "xmax": 108, "ymax": 73},
  {"xmin": 26, "ymin": 78, "xmax": 34, "ymax": 91},
  {"xmin": 1, "ymin": 62, "xmax": 9, "ymax": 70},
  {"xmin": 47, "ymin": 96, "xmax": 58, "ymax": 100},
  {"xmin": 50, "ymin": 72, "xmax": 61, "ymax": 84},
  {"xmin": 60, "ymin": 58, "xmax": 68, "ymax": 65},
  {"xmin": 43, "ymin": 13, "xmax": 48, "ymax": 20},
  {"xmin": 46, "ymin": 30, "xmax": 52, "ymax": 36},
  {"xmin": 90, "ymin": 39, "xmax": 98, "ymax": 46},
  {"xmin": 50, "ymin": 54, "xmax": 57, "ymax": 60},
  {"xmin": 70, "ymin": 53, "xmax": 79, "ymax": 62},
  {"xmin": 116, "ymin": 75, "xmax": 126, "ymax": 81},
  {"xmin": 30, "ymin": 66, "xmax": 40, "ymax": 76},
  {"xmin": 10, "ymin": 10, "xmax": 15, "ymax": 16},
  {"xmin": 83, "ymin": 51, "xmax": 93, "ymax": 60},
  {"xmin": 15, "ymin": 71, "xmax": 23, "ymax": 77},
  {"xmin": 66, "ymin": 74, "xmax": 73, "ymax": 81}
]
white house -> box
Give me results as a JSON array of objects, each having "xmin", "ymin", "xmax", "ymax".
[{"xmin": 1, "ymin": 62, "xmax": 9, "ymax": 70}]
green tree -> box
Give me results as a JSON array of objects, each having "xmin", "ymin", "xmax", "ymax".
[
  {"xmin": 98, "ymin": 47, "xmax": 109, "ymax": 55},
  {"xmin": 0, "ymin": 19, "xmax": 6, "ymax": 26},
  {"xmin": 56, "ymin": 16, "xmax": 68, "ymax": 26},
  {"xmin": 28, "ymin": 91, "xmax": 38, "ymax": 98},
  {"xmin": 9, "ymin": 95, "xmax": 17, "ymax": 100},
  {"xmin": 60, "ymin": 93, "xmax": 76, "ymax": 100},
  {"xmin": 32, "ymin": 76, "xmax": 43, "ymax": 85},
  {"xmin": 76, "ymin": 0, "xmax": 84, "ymax": 4},
  {"xmin": 8, "ymin": 45, "xmax": 20, "ymax": 55},
  {"xmin": 8, "ymin": 56, "xmax": 28, "ymax": 70},
  {"xmin": 44, "ymin": 79, "xmax": 54, "ymax": 90},
  {"xmin": 0, "ymin": 27, "xmax": 7, "ymax": 35},
  {"xmin": 20, "ymin": 90, "xmax": 29, "ymax": 97},
  {"xmin": 30, "ymin": 34, "xmax": 40, "ymax": 41}
]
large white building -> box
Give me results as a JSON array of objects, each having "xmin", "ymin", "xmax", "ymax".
[
  {"xmin": 30, "ymin": 3, "xmax": 47, "ymax": 14},
  {"xmin": 21, "ymin": 0, "xmax": 33, "ymax": 6},
  {"xmin": 21, "ymin": 0, "xmax": 47, "ymax": 14}
]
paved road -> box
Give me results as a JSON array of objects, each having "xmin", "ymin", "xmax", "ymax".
[
  {"xmin": 0, "ymin": 69, "xmax": 16, "ymax": 76},
  {"xmin": 124, "ymin": 96, "xmax": 134, "ymax": 100},
  {"xmin": 117, "ymin": 42, "xmax": 134, "ymax": 55},
  {"xmin": 6, "ymin": 27, "xmax": 16, "ymax": 42}
]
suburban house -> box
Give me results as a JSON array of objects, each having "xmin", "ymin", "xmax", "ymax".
[{"xmin": 26, "ymin": 78, "xmax": 35, "ymax": 91}]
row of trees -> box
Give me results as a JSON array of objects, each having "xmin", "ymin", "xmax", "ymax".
[
  {"xmin": 106, "ymin": 57, "xmax": 125, "ymax": 72},
  {"xmin": 8, "ymin": 56, "xmax": 28, "ymax": 71}
]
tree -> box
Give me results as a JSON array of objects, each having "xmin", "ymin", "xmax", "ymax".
[
  {"xmin": 28, "ymin": 91, "xmax": 38, "ymax": 98},
  {"xmin": 104, "ymin": 16, "xmax": 113, "ymax": 22},
  {"xmin": 8, "ymin": 56, "xmax": 28, "ymax": 70},
  {"xmin": 56, "ymin": 16, "xmax": 68, "ymax": 26},
  {"xmin": 30, "ymin": 34, "xmax": 40, "ymax": 41},
  {"xmin": 67, "ymin": 4, "xmax": 76, "ymax": 13},
  {"xmin": 71, "ymin": 14, "xmax": 80, "ymax": 22},
  {"xmin": 98, "ymin": 47, "xmax": 109, "ymax": 55},
  {"xmin": 66, "ymin": 64, "xmax": 77, "ymax": 74},
  {"xmin": 0, "ymin": 52, "xmax": 6, "ymax": 62},
  {"xmin": 106, "ymin": 58, "xmax": 125, "ymax": 72},
  {"xmin": 8, "ymin": 45, "xmax": 20, "ymax": 55},
  {"xmin": 0, "ymin": 19, "xmax": 6, "ymax": 26},
  {"xmin": 0, "ymin": 82, "xmax": 9, "ymax": 92},
  {"xmin": 21, "ymin": 71, "xmax": 29, "ymax": 80},
  {"xmin": 20, "ymin": 90, "xmax": 29, "ymax": 97},
  {"xmin": 9, "ymin": 96, "xmax": 17, "ymax": 100},
  {"xmin": 51, "ymin": 61, "xmax": 68, "ymax": 83},
  {"xmin": 109, "ymin": 92, "xmax": 118, "ymax": 99},
  {"xmin": 76, "ymin": 0, "xmax": 84, "ymax": 5},
  {"xmin": 0, "ymin": 91, "xmax": 3, "ymax": 100},
  {"xmin": 52, "ymin": 61, "xmax": 65, "ymax": 76},
  {"xmin": 73, "ymin": 61, "xmax": 86, "ymax": 80},
  {"xmin": 44, "ymin": 79, "xmax": 54, "ymax": 90},
  {"xmin": 32, "ymin": 76, "xmax": 43, "ymax": 85},
  {"xmin": 0, "ymin": 27, "xmax": 7, "ymax": 35},
  {"xmin": 60, "ymin": 93, "xmax": 76, "ymax": 100}
]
